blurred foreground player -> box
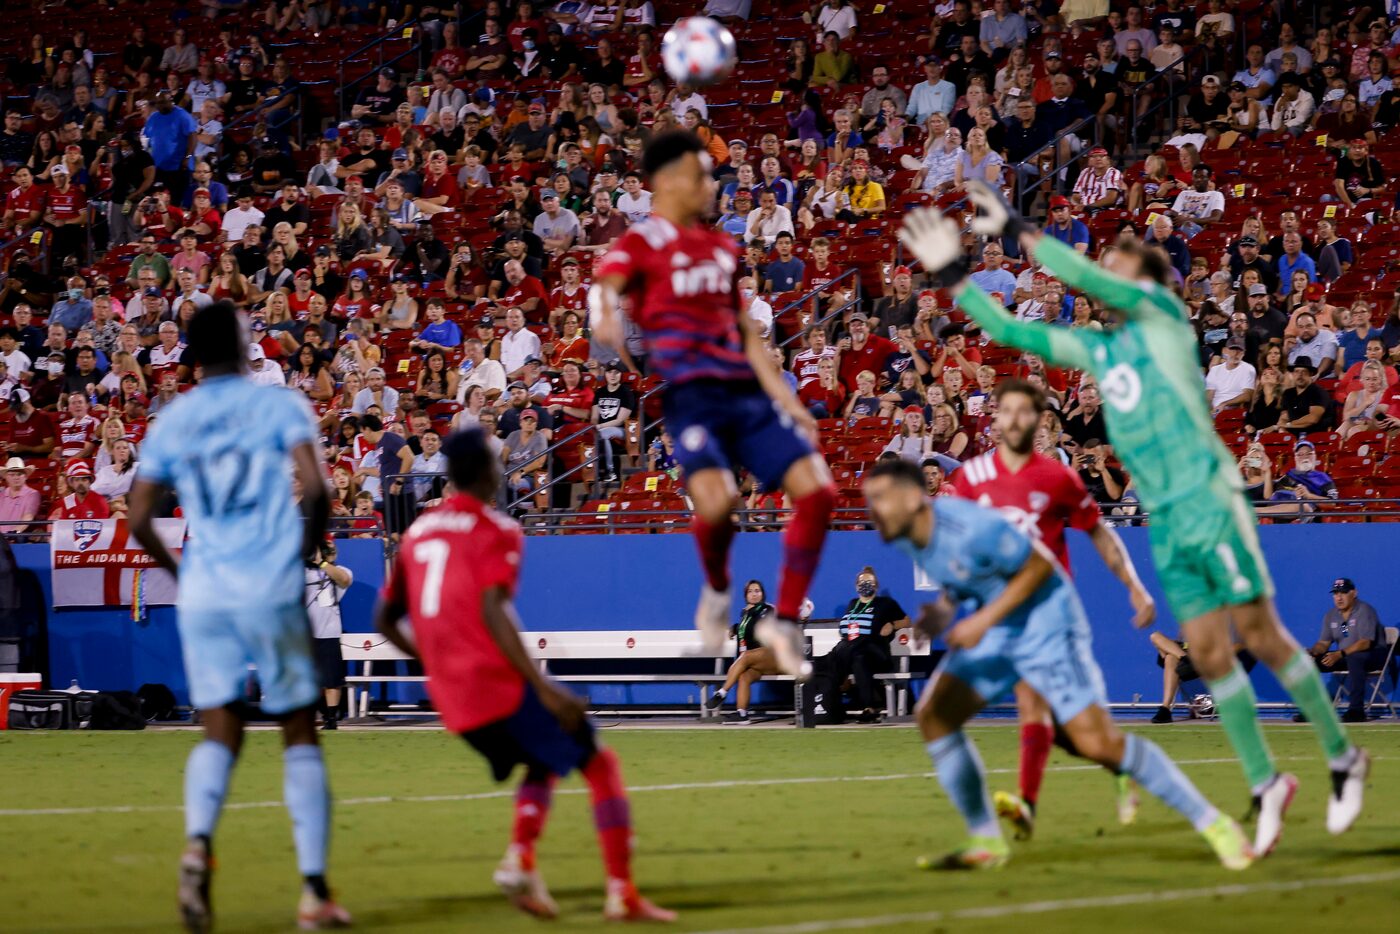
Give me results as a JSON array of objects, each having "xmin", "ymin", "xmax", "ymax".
[
  {"xmin": 952, "ymin": 379, "xmax": 1157, "ymax": 837},
  {"xmin": 863, "ymin": 459, "xmax": 1253, "ymax": 871},
  {"xmin": 130, "ymin": 301, "xmax": 349, "ymax": 931},
  {"xmin": 373, "ymin": 428, "xmax": 675, "ymax": 923},
  {"xmin": 899, "ymin": 180, "xmax": 1370, "ymax": 857},
  {"xmin": 590, "ymin": 131, "xmax": 835, "ymax": 679}
]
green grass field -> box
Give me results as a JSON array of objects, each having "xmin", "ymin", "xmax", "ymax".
[{"xmin": 2, "ymin": 724, "xmax": 1397, "ymax": 933}]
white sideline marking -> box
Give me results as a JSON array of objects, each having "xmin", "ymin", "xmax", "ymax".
[
  {"xmin": 0, "ymin": 755, "xmax": 1271, "ymax": 817},
  {"xmin": 690, "ymin": 869, "xmax": 1400, "ymax": 934}
]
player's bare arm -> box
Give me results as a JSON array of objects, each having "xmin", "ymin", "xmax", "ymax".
[
  {"xmin": 945, "ymin": 549, "xmax": 1055, "ymax": 650},
  {"xmin": 737, "ymin": 308, "xmax": 816, "ymax": 440},
  {"xmin": 481, "ymin": 585, "xmax": 588, "ymax": 732},
  {"xmin": 1087, "ymin": 523, "xmax": 1157, "ymax": 628},
  {"xmin": 128, "ymin": 478, "xmax": 179, "ymax": 577},
  {"xmin": 588, "ymin": 272, "xmax": 628, "ymax": 350},
  {"xmin": 291, "ymin": 440, "xmax": 331, "ymax": 562}
]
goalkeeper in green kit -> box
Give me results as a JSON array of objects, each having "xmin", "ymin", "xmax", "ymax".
[{"xmin": 898, "ymin": 181, "xmax": 1370, "ymax": 858}]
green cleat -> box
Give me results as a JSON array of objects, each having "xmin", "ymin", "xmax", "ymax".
[
  {"xmin": 993, "ymin": 791, "xmax": 1035, "ymax": 840},
  {"xmin": 1116, "ymin": 774, "xmax": 1140, "ymax": 826},
  {"xmin": 916, "ymin": 835, "xmax": 1010, "ymax": 871},
  {"xmin": 1202, "ymin": 814, "xmax": 1255, "ymax": 871}
]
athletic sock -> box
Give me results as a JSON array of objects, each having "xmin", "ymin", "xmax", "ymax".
[
  {"xmin": 511, "ymin": 774, "xmax": 556, "ymax": 871},
  {"xmin": 692, "ymin": 514, "xmax": 736, "ymax": 593},
  {"xmin": 581, "ymin": 747, "xmax": 632, "ymax": 883},
  {"xmin": 283, "ymin": 744, "xmax": 331, "ymax": 878},
  {"xmin": 776, "ymin": 485, "xmax": 835, "ymax": 620},
  {"xmin": 1018, "ymin": 722, "xmax": 1054, "ymax": 807},
  {"xmin": 712, "ymin": 688, "xmax": 727, "ymax": 701},
  {"xmin": 926, "ymin": 733, "xmax": 999, "ymax": 838},
  {"xmin": 1206, "ymin": 662, "xmax": 1276, "ymax": 793},
  {"xmin": 184, "ymin": 740, "xmax": 236, "ymax": 840},
  {"xmin": 1277, "ymin": 649, "xmax": 1353, "ymax": 764},
  {"xmin": 1120, "ymin": 734, "xmax": 1217, "ymax": 831}
]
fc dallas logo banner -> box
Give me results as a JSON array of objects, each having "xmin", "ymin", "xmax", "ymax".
[{"xmin": 50, "ymin": 519, "xmax": 185, "ymax": 612}]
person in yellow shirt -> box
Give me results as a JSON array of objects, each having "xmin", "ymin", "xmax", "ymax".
[
  {"xmin": 811, "ymin": 31, "xmax": 855, "ymax": 88},
  {"xmin": 841, "ymin": 160, "xmax": 885, "ymax": 219}
]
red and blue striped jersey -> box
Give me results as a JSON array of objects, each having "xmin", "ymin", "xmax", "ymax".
[{"xmin": 597, "ymin": 216, "xmax": 753, "ymax": 385}]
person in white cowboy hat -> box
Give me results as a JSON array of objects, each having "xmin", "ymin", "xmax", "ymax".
[
  {"xmin": 0, "ymin": 457, "xmax": 40, "ymax": 530},
  {"xmin": 48, "ymin": 458, "xmax": 110, "ymax": 520}
]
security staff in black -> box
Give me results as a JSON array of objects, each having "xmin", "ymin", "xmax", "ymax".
[{"xmin": 813, "ymin": 567, "xmax": 910, "ymax": 724}]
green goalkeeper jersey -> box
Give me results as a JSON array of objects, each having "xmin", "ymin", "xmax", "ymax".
[{"xmin": 956, "ymin": 236, "xmax": 1242, "ymax": 512}]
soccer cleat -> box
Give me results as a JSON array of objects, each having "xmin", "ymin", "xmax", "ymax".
[
  {"xmin": 1116, "ymin": 774, "xmax": 1140, "ymax": 826},
  {"xmin": 704, "ymin": 689, "xmax": 725, "ymax": 710},
  {"xmin": 1253, "ymin": 772, "xmax": 1299, "ymax": 857},
  {"xmin": 603, "ymin": 879, "xmax": 678, "ymax": 923},
  {"xmin": 993, "ymin": 791, "xmax": 1035, "ymax": 840},
  {"xmin": 1202, "ymin": 815, "xmax": 1255, "ymax": 871},
  {"xmin": 493, "ymin": 848, "xmax": 559, "ymax": 920},
  {"xmin": 296, "ymin": 890, "xmax": 353, "ymax": 930},
  {"xmin": 916, "ymin": 835, "xmax": 1010, "ymax": 871},
  {"xmin": 1326, "ymin": 747, "xmax": 1370, "ymax": 836},
  {"xmin": 1150, "ymin": 705, "xmax": 1173, "ymax": 724},
  {"xmin": 755, "ymin": 617, "xmax": 812, "ymax": 683},
  {"xmin": 693, "ymin": 585, "xmax": 731, "ymax": 655},
  {"xmin": 177, "ymin": 838, "xmax": 213, "ymax": 934}
]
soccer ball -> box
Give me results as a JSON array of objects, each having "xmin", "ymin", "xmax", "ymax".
[
  {"xmin": 1188, "ymin": 693, "xmax": 1216, "ymax": 719},
  {"xmin": 661, "ymin": 17, "xmax": 737, "ymax": 87}
]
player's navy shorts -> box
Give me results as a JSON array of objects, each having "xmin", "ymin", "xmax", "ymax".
[
  {"xmin": 461, "ymin": 683, "xmax": 598, "ymax": 782},
  {"xmin": 662, "ymin": 379, "xmax": 813, "ymax": 490}
]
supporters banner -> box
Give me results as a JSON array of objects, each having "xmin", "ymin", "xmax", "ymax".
[{"xmin": 50, "ymin": 519, "xmax": 185, "ymax": 613}]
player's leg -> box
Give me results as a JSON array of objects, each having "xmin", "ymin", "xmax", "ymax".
[
  {"xmin": 179, "ymin": 706, "xmax": 244, "ymax": 934},
  {"xmin": 1229, "ymin": 596, "xmax": 1369, "ymax": 837},
  {"xmin": 494, "ymin": 765, "xmax": 560, "ymax": 919},
  {"xmin": 1056, "ymin": 704, "xmax": 1252, "ymax": 870},
  {"xmin": 686, "ymin": 465, "xmax": 741, "ymax": 651},
  {"xmin": 996, "ymin": 681, "xmax": 1053, "ymax": 839},
  {"xmin": 915, "ymin": 649, "xmax": 1009, "ymax": 870},
  {"xmin": 581, "ymin": 743, "xmax": 677, "ymax": 923}
]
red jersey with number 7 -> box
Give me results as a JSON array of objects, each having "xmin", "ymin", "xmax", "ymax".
[
  {"xmin": 596, "ymin": 215, "xmax": 752, "ymax": 385},
  {"xmin": 380, "ymin": 492, "xmax": 527, "ymax": 731},
  {"xmin": 950, "ymin": 449, "xmax": 1100, "ymax": 574}
]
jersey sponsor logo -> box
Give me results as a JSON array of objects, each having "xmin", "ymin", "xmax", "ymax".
[
  {"xmin": 680, "ymin": 425, "xmax": 709, "ymax": 452},
  {"xmin": 1100, "ymin": 363, "xmax": 1142, "ymax": 413},
  {"xmin": 669, "ymin": 248, "xmax": 738, "ymax": 297}
]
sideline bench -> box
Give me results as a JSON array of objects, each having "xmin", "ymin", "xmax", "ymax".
[{"xmin": 340, "ymin": 627, "xmax": 932, "ymax": 721}]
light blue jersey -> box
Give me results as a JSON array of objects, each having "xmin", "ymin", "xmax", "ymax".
[
  {"xmin": 898, "ymin": 497, "xmax": 1106, "ymax": 721},
  {"xmin": 138, "ymin": 375, "xmax": 318, "ymax": 613}
]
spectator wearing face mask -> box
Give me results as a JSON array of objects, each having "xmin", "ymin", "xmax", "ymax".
[{"xmin": 810, "ymin": 566, "xmax": 910, "ymax": 724}]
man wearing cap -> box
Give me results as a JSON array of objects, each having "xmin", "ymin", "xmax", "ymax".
[
  {"xmin": 1071, "ymin": 146, "xmax": 1124, "ymax": 213},
  {"xmin": 49, "ymin": 460, "xmax": 110, "ymax": 520},
  {"xmin": 457, "ymin": 338, "xmax": 507, "ymax": 403},
  {"xmin": 43, "ymin": 164, "xmax": 89, "ymax": 267},
  {"xmin": 1043, "ymin": 195, "xmax": 1091, "ymax": 252},
  {"xmin": 590, "ymin": 360, "xmax": 636, "ymax": 482},
  {"xmin": 1205, "ymin": 337, "xmax": 1257, "ymax": 413},
  {"xmin": 352, "ymin": 68, "xmax": 405, "ymax": 126},
  {"xmin": 1306, "ymin": 580, "xmax": 1387, "ymax": 724},
  {"xmin": 1269, "ymin": 439, "xmax": 1338, "ymax": 513},
  {"xmin": 377, "ymin": 150, "xmax": 424, "ymax": 200},
  {"xmin": 352, "ymin": 367, "xmax": 402, "ymax": 417},
  {"xmin": 1278, "ymin": 358, "xmax": 1333, "ymax": 432},
  {"xmin": 836, "ymin": 311, "xmax": 897, "ymax": 391},
  {"xmin": 871, "ymin": 265, "xmax": 918, "ymax": 331},
  {"xmin": 1287, "ymin": 313, "xmax": 1339, "ymax": 378},
  {"xmin": 506, "ymin": 102, "xmax": 551, "ymax": 161},
  {"xmin": 1229, "ymin": 235, "xmax": 1279, "ymax": 294},
  {"xmin": 0, "ymin": 457, "xmax": 40, "ymax": 530},
  {"xmin": 3, "ymin": 388, "xmax": 54, "ymax": 460},
  {"xmin": 533, "ymin": 188, "xmax": 581, "ymax": 254},
  {"xmin": 245, "ymin": 342, "xmax": 283, "ymax": 387},
  {"xmin": 906, "ymin": 57, "xmax": 956, "ymax": 124}
]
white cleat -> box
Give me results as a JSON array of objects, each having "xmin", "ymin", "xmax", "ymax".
[
  {"xmin": 493, "ymin": 847, "xmax": 559, "ymax": 919},
  {"xmin": 693, "ymin": 585, "xmax": 731, "ymax": 655},
  {"xmin": 1252, "ymin": 772, "xmax": 1299, "ymax": 857},
  {"xmin": 1326, "ymin": 747, "xmax": 1370, "ymax": 836},
  {"xmin": 756, "ymin": 617, "xmax": 812, "ymax": 682}
]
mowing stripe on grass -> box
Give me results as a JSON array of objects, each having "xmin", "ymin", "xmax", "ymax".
[
  {"xmin": 0, "ymin": 755, "xmax": 1266, "ymax": 816},
  {"xmin": 692, "ymin": 869, "xmax": 1400, "ymax": 934}
]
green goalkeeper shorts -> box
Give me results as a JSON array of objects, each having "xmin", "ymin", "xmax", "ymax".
[{"xmin": 1148, "ymin": 488, "xmax": 1274, "ymax": 624}]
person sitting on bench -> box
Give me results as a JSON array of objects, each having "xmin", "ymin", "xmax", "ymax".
[
  {"xmin": 812, "ymin": 567, "xmax": 910, "ymax": 724},
  {"xmin": 705, "ymin": 580, "xmax": 777, "ymax": 724}
]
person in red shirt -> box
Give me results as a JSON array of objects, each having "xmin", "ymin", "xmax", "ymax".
[
  {"xmin": 3, "ymin": 389, "xmax": 55, "ymax": 460},
  {"xmin": 49, "ymin": 459, "xmax": 111, "ymax": 519},
  {"xmin": 415, "ymin": 150, "xmax": 461, "ymax": 215},
  {"xmin": 43, "ymin": 164, "xmax": 89, "ymax": 267},
  {"xmin": 546, "ymin": 256, "xmax": 587, "ymax": 332},
  {"xmin": 3, "ymin": 166, "xmax": 45, "ymax": 233},
  {"xmin": 837, "ymin": 311, "xmax": 897, "ymax": 391},
  {"xmin": 801, "ymin": 237, "xmax": 845, "ymax": 291},
  {"xmin": 57, "ymin": 393, "xmax": 100, "ymax": 460},
  {"xmin": 373, "ymin": 430, "xmax": 675, "ymax": 923},
  {"xmin": 500, "ymin": 260, "xmax": 550, "ymax": 322},
  {"xmin": 950, "ymin": 378, "xmax": 1156, "ymax": 837}
]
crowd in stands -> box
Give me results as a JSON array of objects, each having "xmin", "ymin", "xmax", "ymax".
[{"xmin": 2, "ymin": 0, "xmax": 1400, "ymax": 535}]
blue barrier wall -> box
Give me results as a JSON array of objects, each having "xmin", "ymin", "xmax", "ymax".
[{"xmin": 11, "ymin": 525, "xmax": 1397, "ymax": 705}]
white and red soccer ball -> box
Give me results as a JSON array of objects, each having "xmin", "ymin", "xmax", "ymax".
[{"xmin": 662, "ymin": 17, "xmax": 737, "ymax": 87}]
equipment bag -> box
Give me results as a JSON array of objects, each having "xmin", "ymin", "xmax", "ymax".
[
  {"xmin": 88, "ymin": 691, "xmax": 147, "ymax": 730},
  {"xmin": 7, "ymin": 690, "xmax": 85, "ymax": 730}
]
